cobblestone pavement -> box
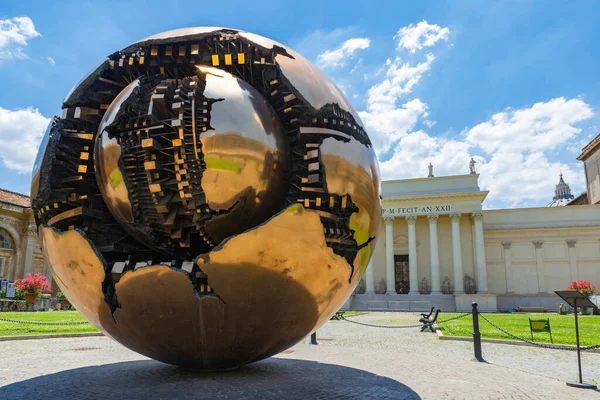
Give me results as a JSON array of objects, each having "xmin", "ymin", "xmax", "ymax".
[{"xmin": 1, "ymin": 312, "xmax": 599, "ymax": 399}]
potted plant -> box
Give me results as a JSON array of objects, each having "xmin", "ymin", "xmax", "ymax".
[
  {"xmin": 14, "ymin": 273, "xmax": 51, "ymax": 306},
  {"xmin": 566, "ymin": 280, "xmax": 598, "ymax": 314},
  {"xmin": 56, "ymin": 291, "xmax": 70, "ymax": 310}
]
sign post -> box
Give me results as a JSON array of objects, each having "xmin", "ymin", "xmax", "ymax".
[
  {"xmin": 528, "ymin": 318, "xmax": 552, "ymax": 343},
  {"xmin": 5, "ymin": 282, "xmax": 15, "ymax": 298},
  {"xmin": 554, "ymin": 290, "xmax": 598, "ymax": 390}
]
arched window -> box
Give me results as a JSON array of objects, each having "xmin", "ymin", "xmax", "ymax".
[{"xmin": 0, "ymin": 228, "xmax": 15, "ymax": 250}]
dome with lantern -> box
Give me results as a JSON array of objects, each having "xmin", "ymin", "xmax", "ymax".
[{"xmin": 547, "ymin": 173, "xmax": 575, "ymax": 207}]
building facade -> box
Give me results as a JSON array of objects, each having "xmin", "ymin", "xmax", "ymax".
[
  {"xmin": 0, "ymin": 189, "xmax": 50, "ymax": 285},
  {"xmin": 578, "ymin": 133, "xmax": 600, "ymax": 204},
  {"xmin": 350, "ymin": 173, "xmax": 600, "ymax": 312}
]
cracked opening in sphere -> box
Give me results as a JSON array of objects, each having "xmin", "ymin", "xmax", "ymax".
[{"xmin": 95, "ymin": 68, "xmax": 288, "ymax": 258}]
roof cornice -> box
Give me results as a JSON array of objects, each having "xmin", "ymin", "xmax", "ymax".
[
  {"xmin": 383, "ymin": 190, "xmax": 489, "ymax": 203},
  {"xmin": 383, "ymin": 173, "xmax": 480, "ymax": 184},
  {"xmin": 577, "ymin": 133, "xmax": 600, "ymax": 161}
]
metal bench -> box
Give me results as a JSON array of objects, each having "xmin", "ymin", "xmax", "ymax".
[
  {"xmin": 419, "ymin": 309, "xmax": 440, "ymax": 332},
  {"xmin": 330, "ymin": 311, "xmax": 345, "ymax": 320},
  {"xmin": 420, "ymin": 307, "xmax": 435, "ymax": 320}
]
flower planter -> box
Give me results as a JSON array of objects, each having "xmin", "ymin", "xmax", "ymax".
[
  {"xmin": 60, "ymin": 300, "xmax": 71, "ymax": 310},
  {"xmin": 24, "ymin": 292, "xmax": 38, "ymax": 305},
  {"xmin": 0, "ymin": 299, "xmax": 27, "ymax": 312}
]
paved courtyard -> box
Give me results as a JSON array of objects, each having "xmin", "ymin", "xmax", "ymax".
[{"xmin": 1, "ymin": 313, "xmax": 599, "ymax": 399}]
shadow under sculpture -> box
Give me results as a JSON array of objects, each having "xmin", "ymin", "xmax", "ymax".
[
  {"xmin": 31, "ymin": 27, "xmax": 381, "ymax": 370},
  {"xmin": 0, "ymin": 359, "xmax": 420, "ymax": 399}
]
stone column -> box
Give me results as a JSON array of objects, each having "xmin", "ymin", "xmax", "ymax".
[
  {"xmin": 472, "ymin": 212, "xmax": 488, "ymax": 294},
  {"xmin": 384, "ymin": 217, "xmax": 396, "ymax": 295},
  {"xmin": 365, "ymin": 257, "xmax": 375, "ymax": 294},
  {"xmin": 428, "ymin": 214, "xmax": 441, "ymax": 294},
  {"xmin": 450, "ymin": 213, "xmax": 464, "ymax": 294},
  {"xmin": 406, "ymin": 216, "xmax": 419, "ymax": 295},
  {"xmin": 501, "ymin": 241, "xmax": 513, "ymax": 293},
  {"xmin": 566, "ymin": 240, "xmax": 578, "ymax": 282},
  {"xmin": 532, "ymin": 241, "xmax": 545, "ymax": 293},
  {"xmin": 21, "ymin": 224, "xmax": 38, "ymax": 277},
  {"xmin": 531, "ymin": 240, "xmax": 546, "ymax": 293}
]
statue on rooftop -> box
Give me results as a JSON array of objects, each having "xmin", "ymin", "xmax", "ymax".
[{"xmin": 469, "ymin": 157, "xmax": 476, "ymax": 174}]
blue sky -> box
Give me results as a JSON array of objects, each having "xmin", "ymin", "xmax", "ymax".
[{"xmin": 1, "ymin": 0, "xmax": 599, "ymax": 209}]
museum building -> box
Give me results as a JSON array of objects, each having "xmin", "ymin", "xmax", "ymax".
[
  {"xmin": 0, "ymin": 189, "xmax": 50, "ymax": 285},
  {"xmin": 351, "ymin": 145, "xmax": 600, "ymax": 312}
]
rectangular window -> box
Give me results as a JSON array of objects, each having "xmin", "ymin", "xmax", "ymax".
[{"xmin": 591, "ymin": 181, "xmax": 598, "ymax": 200}]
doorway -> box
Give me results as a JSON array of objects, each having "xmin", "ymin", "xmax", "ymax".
[{"xmin": 394, "ymin": 255, "xmax": 410, "ymax": 294}]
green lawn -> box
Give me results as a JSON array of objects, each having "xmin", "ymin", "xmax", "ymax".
[
  {"xmin": 0, "ymin": 311, "xmax": 98, "ymax": 337},
  {"xmin": 437, "ymin": 312, "xmax": 600, "ymax": 346}
]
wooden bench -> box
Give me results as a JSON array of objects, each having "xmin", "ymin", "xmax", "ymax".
[{"xmin": 515, "ymin": 307, "xmax": 548, "ymax": 313}]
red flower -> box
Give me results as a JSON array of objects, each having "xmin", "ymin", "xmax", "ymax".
[
  {"xmin": 567, "ymin": 280, "xmax": 598, "ymax": 298},
  {"xmin": 14, "ymin": 273, "xmax": 51, "ymax": 295}
]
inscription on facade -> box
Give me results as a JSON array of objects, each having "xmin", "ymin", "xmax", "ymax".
[{"xmin": 383, "ymin": 205, "xmax": 453, "ymax": 216}]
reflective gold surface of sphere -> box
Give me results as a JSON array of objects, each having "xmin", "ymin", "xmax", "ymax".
[{"xmin": 31, "ymin": 27, "xmax": 381, "ymax": 370}]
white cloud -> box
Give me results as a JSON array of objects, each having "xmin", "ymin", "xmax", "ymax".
[
  {"xmin": 394, "ymin": 20, "xmax": 450, "ymax": 54},
  {"xmin": 463, "ymin": 97, "xmax": 593, "ymax": 205},
  {"xmin": 376, "ymin": 97, "xmax": 593, "ymax": 207},
  {"xmin": 360, "ymin": 98, "xmax": 429, "ymax": 155},
  {"xmin": 336, "ymin": 21, "xmax": 588, "ymax": 208},
  {"xmin": 0, "ymin": 16, "xmax": 41, "ymax": 60},
  {"xmin": 349, "ymin": 58, "xmax": 362, "ymax": 74},
  {"xmin": 47, "ymin": 56, "xmax": 55, "ymax": 65},
  {"xmin": 465, "ymin": 97, "xmax": 593, "ymax": 154},
  {"xmin": 367, "ymin": 54, "xmax": 434, "ymax": 106},
  {"xmin": 317, "ymin": 37, "xmax": 370, "ymax": 68},
  {"xmin": 477, "ymin": 150, "xmax": 584, "ymax": 207},
  {"xmin": 379, "ymin": 131, "xmax": 472, "ymax": 179},
  {"xmin": 358, "ymin": 54, "xmax": 435, "ymax": 154},
  {"xmin": 0, "ymin": 107, "xmax": 50, "ymax": 174}
]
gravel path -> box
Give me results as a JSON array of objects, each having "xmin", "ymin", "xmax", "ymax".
[{"xmin": 0, "ymin": 312, "xmax": 598, "ymax": 399}]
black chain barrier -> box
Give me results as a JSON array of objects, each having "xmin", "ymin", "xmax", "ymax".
[
  {"xmin": 479, "ymin": 313, "xmax": 600, "ymax": 352},
  {"xmin": 339, "ymin": 312, "xmax": 471, "ymax": 329},
  {"xmin": 340, "ymin": 314, "xmax": 422, "ymax": 328},
  {"xmin": 437, "ymin": 313, "xmax": 474, "ymax": 324},
  {"xmin": 0, "ymin": 317, "xmax": 90, "ymax": 326}
]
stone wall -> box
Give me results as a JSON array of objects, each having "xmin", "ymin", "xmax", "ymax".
[{"xmin": 484, "ymin": 204, "xmax": 600, "ymax": 298}]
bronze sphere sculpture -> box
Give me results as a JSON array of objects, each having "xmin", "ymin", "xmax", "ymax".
[{"xmin": 31, "ymin": 27, "xmax": 381, "ymax": 370}]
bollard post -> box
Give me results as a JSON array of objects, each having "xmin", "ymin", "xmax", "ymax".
[
  {"xmin": 472, "ymin": 302, "xmax": 484, "ymax": 362},
  {"xmin": 310, "ymin": 332, "xmax": 318, "ymax": 345}
]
